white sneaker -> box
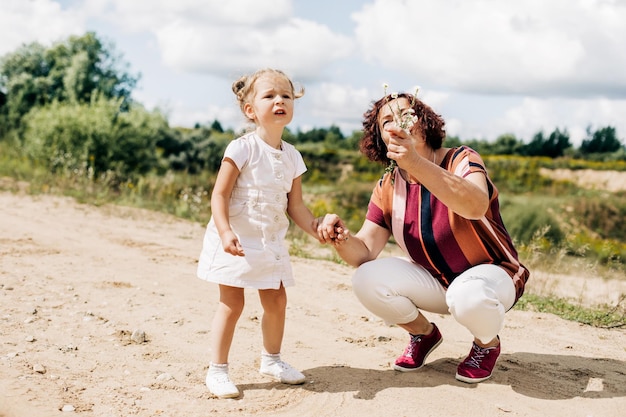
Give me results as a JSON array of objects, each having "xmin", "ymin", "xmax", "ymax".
[
  {"xmin": 259, "ymin": 360, "xmax": 306, "ymax": 385},
  {"xmin": 206, "ymin": 366, "xmax": 239, "ymax": 398}
]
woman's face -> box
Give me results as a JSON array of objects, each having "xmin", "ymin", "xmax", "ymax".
[{"xmin": 377, "ymin": 97, "xmax": 421, "ymax": 145}]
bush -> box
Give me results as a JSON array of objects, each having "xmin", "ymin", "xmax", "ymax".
[
  {"xmin": 21, "ymin": 96, "xmax": 168, "ymax": 181},
  {"xmin": 500, "ymin": 198, "xmax": 564, "ymax": 245}
]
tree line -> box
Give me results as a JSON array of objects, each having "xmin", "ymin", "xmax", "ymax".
[{"xmin": 1, "ymin": 32, "xmax": 625, "ymax": 182}]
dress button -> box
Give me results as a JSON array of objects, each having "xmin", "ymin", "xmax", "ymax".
[
  {"xmin": 274, "ymin": 215, "xmax": 280, "ymax": 222},
  {"xmin": 275, "ymin": 255, "xmax": 281, "ymax": 260}
]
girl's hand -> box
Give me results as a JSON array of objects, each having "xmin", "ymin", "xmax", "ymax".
[
  {"xmin": 331, "ymin": 225, "xmax": 350, "ymax": 246},
  {"xmin": 317, "ymin": 214, "xmax": 349, "ymax": 245},
  {"xmin": 220, "ymin": 230, "xmax": 245, "ymax": 256}
]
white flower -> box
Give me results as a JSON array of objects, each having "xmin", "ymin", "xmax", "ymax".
[{"xmin": 381, "ymin": 82, "xmax": 422, "ymax": 183}]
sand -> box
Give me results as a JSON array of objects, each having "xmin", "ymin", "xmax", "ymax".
[{"xmin": 1, "ymin": 191, "xmax": 625, "ymax": 417}]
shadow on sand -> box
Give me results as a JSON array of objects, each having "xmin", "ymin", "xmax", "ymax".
[{"xmin": 237, "ymin": 353, "xmax": 625, "ymax": 401}]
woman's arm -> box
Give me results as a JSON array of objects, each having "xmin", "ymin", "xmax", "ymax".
[
  {"xmin": 385, "ymin": 124, "xmax": 489, "ymax": 219},
  {"xmin": 319, "ymin": 216, "xmax": 391, "ymax": 267},
  {"xmin": 413, "ymin": 164, "xmax": 489, "ymax": 219}
]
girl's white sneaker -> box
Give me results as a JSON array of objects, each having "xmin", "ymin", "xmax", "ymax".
[
  {"xmin": 206, "ymin": 365, "xmax": 239, "ymax": 398},
  {"xmin": 259, "ymin": 357, "xmax": 305, "ymax": 384}
]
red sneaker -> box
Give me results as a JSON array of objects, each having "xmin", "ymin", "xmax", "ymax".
[
  {"xmin": 393, "ymin": 323, "xmax": 443, "ymax": 372},
  {"xmin": 455, "ymin": 338, "xmax": 501, "ymax": 383}
]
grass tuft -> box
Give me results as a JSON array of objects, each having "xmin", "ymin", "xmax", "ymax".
[{"xmin": 515, "ymin": 293, "xmax": 626, "ymax": 329}]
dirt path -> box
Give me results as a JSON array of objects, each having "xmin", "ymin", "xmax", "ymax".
[{"xmin": 1, "ymin": 192, "xmax": 624, "ymax": 417}]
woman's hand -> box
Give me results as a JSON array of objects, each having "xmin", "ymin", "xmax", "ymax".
[
  {"xmin": 317, "ymin": 214, "xmax": 350, "ymax": 246},
  {"xmin": 383, "ymin": 124, "xmax": 422, "ymax": 170},
  {"xmin": 384, "ymin": 123, "xmax": 490, "ymax": 219}
]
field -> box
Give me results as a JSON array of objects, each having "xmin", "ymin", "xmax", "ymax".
[{"xmin": 1, "ymin": 190, "xmax": 624, "ymax": 417}]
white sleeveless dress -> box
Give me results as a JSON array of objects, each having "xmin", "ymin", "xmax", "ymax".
[{"xmin": 196, "ymin": 132, "xmax": 307, "ymax": 289}]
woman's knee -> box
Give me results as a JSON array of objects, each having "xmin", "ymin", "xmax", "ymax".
[
  {"xmin": 446, "ymin": 276, "xmax": 509, "ymax": 323},
  {"xmin": 446, "ymin": 266, "xmax": 515, "ymax": 315},
  {"xmin": 447, "ymin": 281, "xmax": 493, "ymax": 317},
  {"xmin": 351, "ymin": 259, "xmax": 421, "ymax": 324},
  {"xmin": 351, "ymin": 261, "xmax": 387, "ymax": 303}
]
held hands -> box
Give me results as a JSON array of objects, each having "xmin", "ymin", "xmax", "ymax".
[
  {"xmin": 220, "ymin": 230, "xmax": 245, "ymax": 256},
  {"xmin": 317, "ymin": 214, "xmax": 350, "ymax": 246}
]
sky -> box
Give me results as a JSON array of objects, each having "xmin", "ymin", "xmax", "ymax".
[{"xmin": 2, "ymin": 0, "xmax": 626, "ymax": 145}]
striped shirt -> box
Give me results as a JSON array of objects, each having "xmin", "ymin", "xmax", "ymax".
[{"xmin": 366, "ymin": 146, "xmax": 529, "ymax": 302}]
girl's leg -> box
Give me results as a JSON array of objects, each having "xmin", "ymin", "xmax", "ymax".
[
  {"xmin": 206, "ymin": 284, "xmax": 244, "ymax": 398},
  {"xmin": 211, "ymin": 284, "xmax": 245, "ymax": 364},
  {"xmin": 258, "ymin": 284, "xmax": 287, "ymax": 354},
  {"xmin": 257, "ymin": 284, "xmax": 305, "ymax": 384}
]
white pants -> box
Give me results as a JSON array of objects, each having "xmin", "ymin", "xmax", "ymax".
[{"xmin": 352, "ymin": 257, "xmax": 516, "ymax": 344}]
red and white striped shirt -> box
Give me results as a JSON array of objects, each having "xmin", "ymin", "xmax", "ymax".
[{"xmin": 366, "ymin": 146, "xmax": 529, "ymax": 302}]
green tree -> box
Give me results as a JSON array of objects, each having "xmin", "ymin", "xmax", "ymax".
[
  {"xmin": 323, "ymin": 125, "xmax": 345, "ymax": 147},
  {"xmin": 0, "ymin": 91, "xmax": 7, "ymax": 136},
  {"xmin": 210, "ymin": 119, "xmax": 224, "ymax": 133},
  {"xmin": 522, "ymin": 128, "xmax": 571, "ymax": 158},
  {"xmin": 491, "ymin": 133, "xmax": 523, "ymax": 155},
  {"xmin": 580, "ymin": 126, "xmax": 623, "ymax": 154},
  {"xmin": 296, "ymin": 127, "xmax": 327, "ymax": 143},
  {"xmin": 0, "ymin": 32, "xmax": 139, "ymax": 129}
]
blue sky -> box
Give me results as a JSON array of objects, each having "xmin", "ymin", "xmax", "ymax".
[{"xmin": 2, "ymin": 0, "xmax": 626, "ymax": 145}]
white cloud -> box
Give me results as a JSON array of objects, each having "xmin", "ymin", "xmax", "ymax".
[
  {"xmin": 446, "ymin": 96, "xmax": 626, "ymax": 145},
  {"xmin": 93, "ymin": 0, "xmax": 353, "ymax": 80},
  {"xmin": 170, "ymin": 103, "xmax": 242, "ymax": 131},
  {"xmin": 353, "ymin": 0, "xmax": 626, "ymax": 97},
  {"xmin": 97, "ymin": 0, "xmax": 292, "ymax": 30},
  {"xmin": 155, "ymin": 18, "xmax": 353, "ymax": 80},
  {"xmin": 0, "ymin": 0, "xmax": 85, "ymax": 55},
  {"xmin": 508, "ymin": 97, "xmax": 626, "ymax": 145},
  {"xmin": 2, "ymin": 0, "xmax": 625, "ymax": 143},
  {"xmin": 309, "ymin": 83, "xmax": 371, "ymax": 120}
]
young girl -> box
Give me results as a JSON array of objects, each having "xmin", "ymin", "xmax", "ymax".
[{"xmin": 197, "ymin": 68, "xmax": 321, "ymax": 398}]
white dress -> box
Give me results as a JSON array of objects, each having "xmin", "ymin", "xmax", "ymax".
[{"xmin": 196, "ymin": 132, "xmax": 307, "ymax": 289}]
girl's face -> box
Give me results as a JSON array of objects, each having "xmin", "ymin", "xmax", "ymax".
[{"xmin": 244, "ymin": 74, "xmax": 294, "ymax": 128}]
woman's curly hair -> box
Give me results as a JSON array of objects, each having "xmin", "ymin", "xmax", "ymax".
[{"xmin": 360, "ymin": 93, "xmax": 447, "ymax": 165}]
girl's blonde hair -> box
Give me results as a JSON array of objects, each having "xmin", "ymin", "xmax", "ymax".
[{"xmin": 231, "ymin": 68, "xmax": 304, "ymax": 120}]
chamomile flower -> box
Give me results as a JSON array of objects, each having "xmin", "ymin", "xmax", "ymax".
[{"xmin": 382, "ymin": 84, "xmax": 421, "ymax": 182}]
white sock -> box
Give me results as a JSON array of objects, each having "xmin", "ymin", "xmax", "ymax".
[
  {"xmin": 209, "ymin": 363, "xmax": 229, "ymax": 374},
  {"xmin": 261, "ymin": 352, "xmax": 281, "ymax": 367}
]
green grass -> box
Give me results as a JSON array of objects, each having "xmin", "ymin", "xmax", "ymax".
[
  {"xmin": 514, "ymin": 293, "xmax": 626, "ymax": 329},
  {"xmin": 2, "ymin": 140, "xmax": 625, "ymax": 330}
]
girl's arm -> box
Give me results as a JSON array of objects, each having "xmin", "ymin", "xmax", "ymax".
[
  {"xmin": 211, "ymin": 158, "xmax": 244, "ymax": 256},
  {"xmin": 286, "ymin": 176, "xmax": 323, "ymax": 242}
]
